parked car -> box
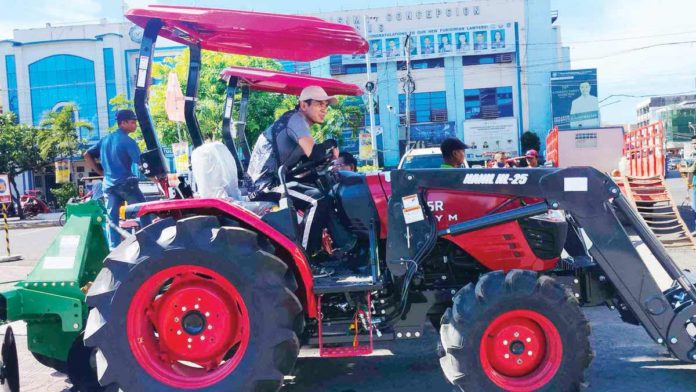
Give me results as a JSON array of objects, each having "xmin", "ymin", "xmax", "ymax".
[{"xmin": 397, "ymin": 147, "xmax": 470, "ymax": 169}]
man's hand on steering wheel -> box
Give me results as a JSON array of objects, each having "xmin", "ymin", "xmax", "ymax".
[{"xmin": 289, "ymin": 139, "xmax": 338, "ymax": 177}]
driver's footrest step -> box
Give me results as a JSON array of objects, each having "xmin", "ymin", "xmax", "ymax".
[
  {"xmin": 317, "ymin": 292, "xmax": 374, "ymax": 358},
  {"xmin": 320, "ymin": 345, "xmax": 373, "ymax": 358},
  {"xmin": 313, "ymin": 267, "xmax": 382, "ymax": 294}
]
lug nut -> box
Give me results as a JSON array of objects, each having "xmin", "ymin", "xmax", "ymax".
[
  {"xmin": 177, "ymin": 330, "xmax": 182, "ymax": 335},
  {"xmin": 504, "ymin": 354, "xmax": 510, "ymax": 359},
  {"xmin": 200, "ymin": 335, "xmax": 205, "ymax": 341},
  {"xmin": 205, "ymin": 312, "xmax": 210, "ymax": 317},
  {"xmin": 516, "ymin": 359, "xmax": 523, "ymax": 365},
  {"xmin": 526, "ymin": 337, "xmax": 531, "ymax": 343},
  {"xmin": 670, "ymin": 337, "xmax": 678, "ymax": 344},
  {"xmin": 528, "ymin": 351, "xmax": 533, "ymax": 356},
  {"xmin": 514, "ymin": 332, "xmax": 519, "ymax": 338},
  {"xmin": 195, "ymin": 304, "xmax": 200, "ymax": 309},
  {"xmin": 182, "ymin": 306, "xmax": 187, "ymax": 312},
  {"xmin": 187, "ymin": 338, "xmax": 193, "ymax": 343},
  {"xmin": 503, "ymin": 340, "xmax": 509, "ymax": 346},
  {"xmin": 208, "ymin": 325, "xmax": 213, "ymax": 330}
]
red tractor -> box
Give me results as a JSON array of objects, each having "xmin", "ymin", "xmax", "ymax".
[{"xmin": 78, "ymin": 6, "xmax": 696, "ymax": 392}]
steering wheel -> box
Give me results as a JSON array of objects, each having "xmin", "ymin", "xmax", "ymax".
[{"xmin": 288, "ymin": 151, "xmax": 334, "ymax": 177}]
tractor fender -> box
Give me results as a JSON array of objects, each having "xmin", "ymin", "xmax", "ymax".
[{"xmin": 125, "ymin": 198, "xmax": 317, "ymax": 317}]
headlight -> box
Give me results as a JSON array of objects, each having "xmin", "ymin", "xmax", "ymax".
[{"xmin": 530, "ymin": 209, "xmax": 566, "ymax": 223}]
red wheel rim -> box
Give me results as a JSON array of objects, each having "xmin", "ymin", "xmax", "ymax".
[
  {"xmin": 479, "ymin": 310, "xmax": 562, "ymax": 391},
  {"xmin": 127, "ymin": 265, "xmax": 250, "ymax": 389}
]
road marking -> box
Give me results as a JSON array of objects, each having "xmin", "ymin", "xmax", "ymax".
[{"xmin": 11, "ymin": 227, "xmax": 55, "ymax": 237}]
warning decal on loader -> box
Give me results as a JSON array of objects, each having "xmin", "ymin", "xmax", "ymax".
[{"xmin": 402, "ymin": 194, "xmax": 425, "ymax": 224}]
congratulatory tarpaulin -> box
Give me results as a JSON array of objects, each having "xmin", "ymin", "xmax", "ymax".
[
  {"xmin": 551, "ymin": 68, "xmax": 599, "ymax": 130},
  {"xmin": 343, "ymin": 22, "xmax": 515, "ymax": 64}
]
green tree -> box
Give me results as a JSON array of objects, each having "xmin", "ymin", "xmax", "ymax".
[
  {"xmin": 148, "ymin": 49, "xmax": 285, "ymax": 147},
  {"xmin": 521, "ymin": 131, "xmax": 541, "ymax": 153},
  {"xmin": 39, "ymin": 103, "xmax": 93, "ymax": 181},
  {"xmin": 50, "ymin": 182, "xmax": 78, "ymax": 209},
  {"xmin": 0, "ymin": 112, "xmax": 52, "ymax": 219},
  {"xmin": 273, "ymin": 96, "xmax": 365, "ymax": 143}
]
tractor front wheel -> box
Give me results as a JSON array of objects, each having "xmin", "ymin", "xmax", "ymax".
[
  {"xmin": 84, "ymin": 216, "xmax": 302, "ymax": 391},
  {"xmin": 439, "ymin": 270, "xmax": 592, "ymax": 392}
]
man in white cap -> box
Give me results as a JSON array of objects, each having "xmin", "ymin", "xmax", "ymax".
[{"xmin": 247, "ymin": 86, "xmax": 356, "ymax": 271}]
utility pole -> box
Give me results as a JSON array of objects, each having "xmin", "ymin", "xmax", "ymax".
[
  {"xmin": 402, "ymin": 34, "xmax": 415, "ymax": 149},
  {"xmin": 363, "ymin": 15, "xmax": 379, "ymax": 168}
]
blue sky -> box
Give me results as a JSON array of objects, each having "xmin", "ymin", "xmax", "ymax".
[{"xmin": 2, "ymin": 0, "xmax": 696, "ymax": 125}]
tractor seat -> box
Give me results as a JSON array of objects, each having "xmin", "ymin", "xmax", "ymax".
[{"xmin": 191, "ymin": 142, "xmax": 276, "ymax": 216}]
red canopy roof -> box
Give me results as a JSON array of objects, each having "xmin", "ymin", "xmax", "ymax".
[
  {"xmin": 220, "ymin": 66, "xmax": 363, "ymax": 96},
  {"xmin": 126, "ymin": 5, "xmax": 368, "ymax": 62}
]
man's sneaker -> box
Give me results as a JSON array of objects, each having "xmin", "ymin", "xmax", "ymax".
[{"xmin": 311, "ymin": 265, "xmax": 334, "ymax": 278}]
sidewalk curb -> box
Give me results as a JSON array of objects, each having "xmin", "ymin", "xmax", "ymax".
[{"xmin": 8, "ymin": 220, "xmax": 60, "ymax": 229}]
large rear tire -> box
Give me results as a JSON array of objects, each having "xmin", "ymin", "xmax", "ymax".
[
  {"xmin": 439, "ymin": 270, "xmax": 592, "ymax": 392},
  {"xmin": 84, "ymin": 216, "xmax": 302, "ymax": 391}
]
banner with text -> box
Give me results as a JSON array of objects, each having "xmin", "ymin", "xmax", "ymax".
[
  {"xmin": 551, "ymin": 68, "xmax": 599, "ymax": 130},
  {"xmin": 463, "ymin": 117, "xmax": 519, "ymax": 161},
  {"xmin": 0, "ymin": 174, "xmax": 10, "ymax": 204},
  {"xmin": 343, "ymin": 22, "xmax": 515, "ymax": 64}
]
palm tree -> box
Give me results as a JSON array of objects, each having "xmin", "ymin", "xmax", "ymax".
[{"xmin": 39, "ymin": 103, "xmax": 93, "ymax": 182}]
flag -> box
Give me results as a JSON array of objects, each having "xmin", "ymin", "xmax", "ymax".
[{"xmin": 165, "ymin": 72, "xmax": 186, "ymax": 122}]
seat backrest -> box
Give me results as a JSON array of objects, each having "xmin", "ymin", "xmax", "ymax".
[{"xmin": 191, "ymin": 142, "xmax": 241, "ymax": 200}]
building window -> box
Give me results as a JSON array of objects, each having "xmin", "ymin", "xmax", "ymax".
[
  {"xmin": 103, "ymin": 48, "xmax": 117, "ymax": 128},
  {"xmin": 397, "ymin": 58, "xmax": 444, "ymax": 70},
  {"xmin": 330, "ymin": 55, "xmax": 377, "ymax": 75},
  {"xmin": 464, "ymin": 86, "xmax": 513, "ymax": 120},
  {"xmin": 398, "ymin": 91, "xmax": 447, "ymax": 124},
  {"xmin": 28, "ymin": 54, "xmax": 99, "ymax": 142},
  {"xmin": 5, "ymin": 55, "xmax": 19, "ymax": 119},
  {"xmin": 575, "ymin": 133, "xmax": 597, "ymax": 148},
  {"xmin": 462, "ymin": 54, "xmax": 514, "ymax": 66},
  {"xmin": 278, "ymin": 60, "xmax": 312, "ymax": 75}
]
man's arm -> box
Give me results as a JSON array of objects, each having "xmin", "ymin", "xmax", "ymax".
[
  {"xmin": 688, "ymin": 161, "xmax": 696, "ymax": 189},
  {"xmin": 83, "ymin": 142, "xmax": 103, "ymax": 176},
  {"xmin": 297, "ymin": 136, "xmax": 315, "ymax": 157}
]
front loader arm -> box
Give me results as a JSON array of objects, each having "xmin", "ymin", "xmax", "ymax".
[{"xmin": 387, "ymin": 167, "xmax": 696, "ymax": 362}]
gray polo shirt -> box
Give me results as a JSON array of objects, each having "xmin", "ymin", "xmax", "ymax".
[{"xmin": 247, "ymin": 109, "xmax": 312, "ymax": 192}]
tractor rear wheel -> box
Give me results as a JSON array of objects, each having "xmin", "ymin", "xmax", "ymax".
[
  {"xmin": 84, "ymin": 216, "xmax": 302, "ymax": 391},
  {"xmin": 439, "ymin": 270, "xmax": 592, "ymax": 392}
]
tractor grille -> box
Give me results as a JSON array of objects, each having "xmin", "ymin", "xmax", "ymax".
[{"xmin": 522, "ymin": 227, "xmax": 560, "ymax": 260}]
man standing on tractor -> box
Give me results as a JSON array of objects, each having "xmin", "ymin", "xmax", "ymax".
[
  {"xmin": 440, "ymin": 137, "xmax": 469, "ymax": 168},
  {"xmin": 247, "ymin": 86, "xmax": 356, "ymax": 263},
  {"xmin": 83, "ymin": 109, "xmax": 152, "ymax": 248}
]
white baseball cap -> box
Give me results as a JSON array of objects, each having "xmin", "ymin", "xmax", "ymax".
[{"xmin": 299, "ymin": 86, "xmax": 337, "ymax": 105}]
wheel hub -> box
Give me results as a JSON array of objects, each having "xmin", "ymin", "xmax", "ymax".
[
  {"xmin": 182, "ymin": 311, "xmax": 206, "ymax": 335},
  {"xmin": 127, "ymin": 265, "xmax": 250, "ymax": 389},
  {"xmin": 509, "ymin": 340, "xmax": 525, "ymax": 355},
  {"xmin": 479, "ymin": 310, "xmax": 563, "ymax": 391}
]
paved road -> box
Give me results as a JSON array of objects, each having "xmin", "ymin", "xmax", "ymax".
[{"xmin": 1, "ymin": 172, "xmax": 696, "ymax": 391}]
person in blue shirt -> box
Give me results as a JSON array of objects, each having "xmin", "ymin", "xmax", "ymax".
[{"xmin": 83, "ymin": 109, "xmax": 152, "ymax": 248}]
